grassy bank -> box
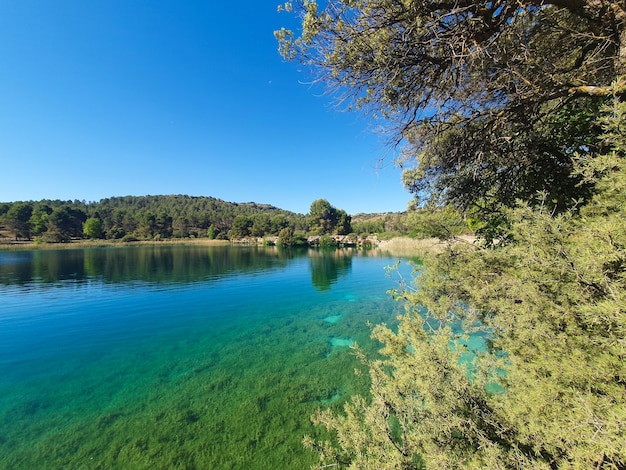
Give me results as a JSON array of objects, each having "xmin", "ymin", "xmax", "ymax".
[{"xmin": 376, "ymin": 235, "xmax": 476, "ymax": 258}]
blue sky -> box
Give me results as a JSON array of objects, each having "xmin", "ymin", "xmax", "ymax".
[{"xmin": 0, "ymin": 1, "xmax": 409, "ymax": 215}]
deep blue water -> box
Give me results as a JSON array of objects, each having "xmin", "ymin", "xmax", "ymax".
[{"xmin": 0, "ymin": 245, "xmax": 413, "ymax": 469}]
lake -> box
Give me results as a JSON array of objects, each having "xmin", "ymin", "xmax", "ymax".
[{"xmin": 0, "ymin": 244, "xmax": 414, "ymax": 469}]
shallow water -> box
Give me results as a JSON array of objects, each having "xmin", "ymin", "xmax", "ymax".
[{"xmin": 0, "ymin": 245, "xmax": 411, "ymax": 469}]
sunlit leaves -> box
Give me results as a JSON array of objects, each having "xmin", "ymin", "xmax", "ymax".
[
  {"xmin": 302, "ymin": 103, "xmax": 626, "ymax": 468},
  {"xmin": 277, "ymin": 0, "xmax": 623, "ymax": 216}
]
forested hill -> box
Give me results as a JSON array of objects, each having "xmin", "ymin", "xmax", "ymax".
[
  {"xmin": 0, "ymin": 194, "xmax": 478, "ymax": 244},
  {"xmin": 0, "ymin": 195, "xmax": 309, "ymax": 242},
  {"xmin": 95, "ymin": 194, "xmax": 306, "ymax": 239}
]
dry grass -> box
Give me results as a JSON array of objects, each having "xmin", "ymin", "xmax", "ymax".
[
  {"xmin": 0, "ymin": 235, "xmax": 477, "ymax": 255},
  {"xmin": 0, "ymin": 238, "xmax": 230, "ymax": 251},
  {"xmin": 376, "ymin": 235, "xmax": 476, "ymax": 258}
]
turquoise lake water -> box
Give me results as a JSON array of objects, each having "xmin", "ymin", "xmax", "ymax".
[{"xmin": 0, "ymin": 245, "xmax": 414, "ymax": 469}]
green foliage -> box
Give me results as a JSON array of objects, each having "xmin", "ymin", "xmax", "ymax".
[
  {"xmin": 5, "ymin": 203, "xmax": 33, "ymax": 240},
  {"xmin": 279, "ymin": 10, "xmax": 625, "ymax": 466},
  {"xmin": 352, "ymin": 219, "xmax": 385, "ymax": 235},
  {"xmin": 278, "ymin": 226, "xmax": 295, "ymax": 246},
  {"xmin": 335, "ymin": 210, "xmax": 352, "ymax": 235},
  {"xmin": 228, "ymin": 215, "xmax": 253, "ymax": 239},
  {"xmin": 83, "ymin": 217, "xmax": 104, "ymax": 239},
  {"xmin": 93, "ymin": 195, "xmax": 304, "ymax": 241},
  {"xmin": 405, "ymin": 206, "xmax": 469, "ymax": 240},
  {"xmin": 309, "ymin": 199, "xmax": 334, "ymax": 235},
  {"xmin": 308, "ymin": 199, "xmax": 352, "ymax": 235},
  {"xmin": 0, "ymin": 196, "xmax": 398, "ymax": 244},
  {"xmin": 352, "ymin": 208, "xmax": 470, "ymax": 240},
  {"xmin": 291, "ymin": 231, "xmax": 309, "ymax": 246},
  {"xmin": 351, "ymin": 212, "xmax": 410, "ymax": 236},
  {"xmin": 318, "ymin": 234, "xmax": 337, "ymax": 248},
  {"xmin": 277, "ymin": 0, "xmax": 624, "ymax": 220},
  {"xmin": 29, "ymin": 203, "xmax": 52, "ymax": 237},
  {"xmin": 172, "ymin": 216, "xmax": 190, "ymax": 238},
  {"xmin": 40, "ymin": 205, "xmax": 86, "ymax": 242},
  {"xmin": 0, "ymin": 195, "xmax": 307, "ymax": 242},
  {"xmin": 303, "ymin": 103, "xmax": 626, "ymax": 468},
  {"xmin": 207, "ymin": 224, "xmax": 217, "ymax": 240}
]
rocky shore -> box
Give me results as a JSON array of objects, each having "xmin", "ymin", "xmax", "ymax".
[{"xmin": 230, "ymin": 234, "xmax": 381, "ymax": 247}]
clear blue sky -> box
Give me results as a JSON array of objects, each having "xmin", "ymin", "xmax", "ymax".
[{"xmin": 0, "ymin": 1, "xmax": 409, "ymax": 215}]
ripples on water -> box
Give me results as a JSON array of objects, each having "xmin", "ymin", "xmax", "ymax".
[{"xmin": 0, "ymin": 245, "xmax": 411, "ymax": 469}]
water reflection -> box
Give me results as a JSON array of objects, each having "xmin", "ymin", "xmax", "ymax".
[
  {"xmin": 308, "ymin": 249, "xmax": 353, "ymax": 291},
  {"xmin": 0, "ymin": 246, "xmax": 297, "ymax": 287},
  {"xmin": 0, "ymin": 245, "xmax": 362, "ymax": 291},
  {"xmin": 0, "ymin": 245, "xmax": 402, "ymax": 470}
]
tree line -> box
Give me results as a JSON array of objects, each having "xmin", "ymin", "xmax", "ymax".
[
  {"xmin": 0, "ymin": 195, "xmax": 296, "ymax": 242},
  {"xmin": 0, "ymin": 195, "xmax": 325, "ymax": 243},
  {"xmin": 0, "ymin": 194, "xmax": 474, "ymax": 245}
]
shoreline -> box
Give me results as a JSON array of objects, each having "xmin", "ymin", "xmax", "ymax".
[
  {"xmin": 0, "ymin": 235, "xmax": 476, "ymax": 255},
  {"xmin": 0, "ymin": 238, "xmax": 231, "ymax": 251}
]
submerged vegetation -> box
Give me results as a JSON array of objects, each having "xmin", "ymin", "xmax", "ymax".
[{"xmin": 0, "ymin": 246, "xmax": 409, "ymax": 469}]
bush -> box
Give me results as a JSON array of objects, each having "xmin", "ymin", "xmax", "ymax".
[
  {"xmin": 278, "ymin": 227, "xmax": 294, "ymax": 246},
  {"xmin": 318, "ymin": 234, "xmax": 337, "ymax": 248}
]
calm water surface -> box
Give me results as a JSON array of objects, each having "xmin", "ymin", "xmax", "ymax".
[{"xmin": 0, "ymin": 245, "xmax": 413, "ymax": 469}]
